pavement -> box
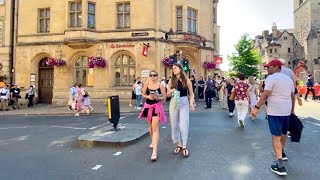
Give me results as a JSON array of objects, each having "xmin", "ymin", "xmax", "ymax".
[
  {"xmin": 2, "ymin": 99, "xmax": 320, "ymax": 148},
  {"xmin": 0, "ymin": 101, "xmax": 319, "ymax": 179}
]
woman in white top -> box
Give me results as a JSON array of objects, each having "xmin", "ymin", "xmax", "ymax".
[{"xmin": 248, "ymin": 76, "xmax": 258, "ymax": 120}]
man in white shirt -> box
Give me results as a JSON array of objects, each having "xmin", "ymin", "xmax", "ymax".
[
  {"xmin": 252, "ymin": 59, "xmax": 295, "ymax": 176},
  {"xmin": 0, "ymin": 84, "xmax": 10, "ymax": 111}
]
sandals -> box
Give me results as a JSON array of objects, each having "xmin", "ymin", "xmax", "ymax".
[
  {"xmin": 173, "ymin": 146, "xmax": 182, "ymax": 154},
  {"xmin": 182, "ymin": 148, "xmax": 189, "ymax": 158}
]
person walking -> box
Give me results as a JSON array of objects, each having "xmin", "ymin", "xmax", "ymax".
[
  {"xmin": 138, "ymin": 70, "xmax": 166, "ymax": 161},
  {"xmin": 68, "ymin": 84, "xmax": 77, "ymax": 111},
  {"xmin": 167, "ymin": 63, "xmax": 195, "ymax": 158},
  {"xmin": 134, "ymin": 79, "xmax": 143, "ymax": 110},
  {"xmin": 82, "ymin": 88, "xmax": 93, "ymax": 115},
  {"xmin": 248, "ymin": 76, "xmax": 258, "ymax": 120},
  {"xmin": 74, "ymin": 83, "xmax": 87, "ymax": 116},
  {"xmin": 129, "ymin": 79, "xmax": 137, "ymax": 107},
  {"xmin": 25, "ymin": 86, "xmax": 36, "ymax": 108},
  {"xmin": 204, "ymin": 76, "xmax": 214, "ymax": 109},
  {"xmin": 252, "ymin": 59, "xmax": 295, "ymax": 176},
  {"xmin": 232, "ymin": 73, "xmax": 249, "ymax": 128},
  {"xmin": 197, "ymin": 76, "xmax": 205, "ymax": 101},
  {"xmin": 10, "ymin": 84, "xmax": 21, "ymax": 110},
  {"xmin": 0, "ymin": 84, "xmax": 10, "ymax": 111},
  {"xmin": 305, "ymin": 74, "xmax": 315, "ymax": 101},
  {"xmin": 220, "ymin": 77, "xmax": 228, "ymax": 109},
  {"xmin": 226, "ymin": 78, "xmax": 236, "ymax": 117}
]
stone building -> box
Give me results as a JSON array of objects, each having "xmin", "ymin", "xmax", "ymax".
[
  {"xmin": 14, "ymin": 0, "xmax": 220, "ymax": 104},
  {"xmin": 253, "ymin": 23, "xmax": 301, "ymax": 75},
  {"xmin": 0, "ymin": 0, "xmax": 14, "ymax": 86},
  {"xmin": 294, "ymin": 0, "xmax": 320, "ymax": 82}
]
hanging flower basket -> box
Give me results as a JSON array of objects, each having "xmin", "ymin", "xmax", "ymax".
[
  {"xmin": 88, "ymin": 57, "xmax": 107, "ymax": 68},
  {"xmin": 162, "ymin": 57, "xmax": 174, "ymax": 68},
  {"xmin": 203, "ymin": 61, "xmax": 216, "ymax": 71},
  {"xmin": 46, "ymin": 57, "xmax": 66, "ymax": 67}
]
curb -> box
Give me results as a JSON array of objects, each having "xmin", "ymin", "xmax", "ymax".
[
  {"xmin": 77, "ymin": 124, "xmax": 149, "ymax": 147},
  {"xmin": 78, "ymin": 131, "xmax": 149, "ymax": 147}
]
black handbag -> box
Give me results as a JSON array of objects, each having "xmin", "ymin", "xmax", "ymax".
[{"xmin": 25, "ymin": 94, "xmax": 28, "ymax": 99}]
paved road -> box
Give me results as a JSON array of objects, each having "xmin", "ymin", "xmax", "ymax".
[{"xmin": 0, "ymin": 101, "xmax": 319, "ymax": 180}]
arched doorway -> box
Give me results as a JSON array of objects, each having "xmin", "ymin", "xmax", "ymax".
[{"xmin": 38, "ymin": 58, "xmax": 53, "ymax": 103}]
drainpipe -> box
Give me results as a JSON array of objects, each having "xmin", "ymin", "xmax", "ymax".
[{"xmin": 9, "ymin": 0, "xmax": 16, "ymax": 84}]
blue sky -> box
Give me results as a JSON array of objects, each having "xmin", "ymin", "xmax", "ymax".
[{"xmin": 217, "ymin": 0, "xmax": 294, "ymax": 70}]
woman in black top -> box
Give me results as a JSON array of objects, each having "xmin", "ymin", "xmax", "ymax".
[
  {"xmin": 167, "ymin": 63, "xmax": 195, "ymax": 158},
  {"xmin": 198, "ymin": 76, "xmax": 205, "ymax": 101},
  {"xmin": 226, "ymin": 78, "xmax": 235, "ymax": 117},
  {"xmin": 138, "ymin": 70, "xmax": 166, "ymax": 161}
]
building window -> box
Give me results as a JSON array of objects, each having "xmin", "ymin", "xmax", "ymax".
[
  {"xmin": 88, "ymin": 2, "xmax": 95, "ymax": 29},
  {"xmin": 0, "ymin": 19, "xmax": 2, "ymax": 46},
  {"xmin": 75, "ymin": 56, "xmax": 93, "ymax": 86},
  {"xmin": 275, "ymin": 48, "xmax": 277, "ymax": 53},
  {"xmin": 187, "ymin": 8, "xmax": 197, "ymax": 33},
  {"xmin": 115, "ymin": 55, "xmax": 135, "ymax": 86},
  {"xmin": 213, "ymin": 8, "xmax": 217, "ymax": 23},
  {"xmin": 269, "ymin": 49, "xmax": 272, "ymax": 53},
  {"xmin": 117, "ymin": 2, "xmax": 130, "ymax": 29},
  {"xmin": 284, "ymin": 37, "xmax": 287, "ymax": 40},
  {"xmin": 69, "ymin": 1, "xmax": 82, "ymax": 28},
  {"xmin": 288, "ymin": 48, "xmax": 291, "ymax": 53},
  {"xmin": 38, "ymin": 8, "xmax": 50, "ymax": 33},
  {"xmin": 176, "ymin": 6, "xmax": 183, "ymax": 32}
]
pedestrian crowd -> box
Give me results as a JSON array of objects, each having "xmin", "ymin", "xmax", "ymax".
[
  {"xmin": 134, "ymin": 58, "xmax": 307, "ymax": 177},
  {"xmin": 0, "ymin": 83, "xmax": 37, "ymax": 111}
]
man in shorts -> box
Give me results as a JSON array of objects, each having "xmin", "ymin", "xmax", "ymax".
[{"xmin": 252, "ymin": 59, "xmax": 295, "ymax": 176}]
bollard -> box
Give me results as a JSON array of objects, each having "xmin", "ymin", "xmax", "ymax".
[{"xmin": 107, "ymin": 95, "xmax": 120, "ymax": 130}]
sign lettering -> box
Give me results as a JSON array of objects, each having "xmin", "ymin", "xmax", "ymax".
[{"xmin": 109, "ymin": 43, "xmax": 135, "ymax": 48}]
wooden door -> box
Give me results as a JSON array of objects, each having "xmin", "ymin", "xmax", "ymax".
[{"xmin": 39, "ymin": 68, "xmax": 53, "ymax": 103}]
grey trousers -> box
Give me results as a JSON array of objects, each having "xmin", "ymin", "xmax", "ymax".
[{"xmin": 169, "ymin": 96, "xmax": 190, "ymax": 147}]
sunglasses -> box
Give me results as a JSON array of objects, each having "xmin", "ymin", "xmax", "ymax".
[{"xmin": 149, "ymin": 74, "xmax": 158, "ymax": 77}]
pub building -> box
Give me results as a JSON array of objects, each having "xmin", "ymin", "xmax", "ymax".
[{"xmin": 13, "ymin": 0, "xmax": 221, "ymax": 105}]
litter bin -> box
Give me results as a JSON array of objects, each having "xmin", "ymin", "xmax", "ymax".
[{"xmin": 107, "ymin": 95, "xmax": 120, "ymax": 129}]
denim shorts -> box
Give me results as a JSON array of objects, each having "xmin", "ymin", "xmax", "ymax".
[{"xmin": 268, "ymin": 115, "xmax": 290, "ymax": 136}]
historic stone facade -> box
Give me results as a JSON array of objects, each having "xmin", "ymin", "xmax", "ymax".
[
  {"xmin": 253, "ymin": 23, "xmax": 299, "ymax": 75},
  {"xmin": 0, "ymin": 0, "xmax": 13, "ymax": 86},
  {"xmin": 14, "ymin": 0, "xmax": 220, "ymax": 104},
  {"xmin": 294, "ymin": 0, "xmax": 320, "ymax": 82}
]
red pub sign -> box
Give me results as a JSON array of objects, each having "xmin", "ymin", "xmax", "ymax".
[
  {"xmin": 184, "ymin": 34, "xmax": 206, "ymax": 43},
  {"xmin": 214, "ymin": 57, "xmax": 223, "ymax": 64}
]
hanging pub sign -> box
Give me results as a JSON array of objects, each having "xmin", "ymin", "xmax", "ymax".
[
  {"xmin": 214, "ymin": 57, "xmax": 223, "ymax": 64},
  {"xmin": 109, "ymin": 43, "xmax": 135, "ymax": 48},
  {"xmin": 132, "ymin": 32, "xmax": 149, "ymax": 37},
  {"xmin": 184, "ymin": 34, "xmax": 206, "ymax": 43}
]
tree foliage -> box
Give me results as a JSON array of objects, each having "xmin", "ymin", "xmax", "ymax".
[{"xmin": 228, "ymin": 34, "xmax": 261, "ymax": 77}]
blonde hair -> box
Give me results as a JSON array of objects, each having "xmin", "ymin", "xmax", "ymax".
[{"xmin": 248, "ymin": 76, "xmax": 255, "ymax": 85}]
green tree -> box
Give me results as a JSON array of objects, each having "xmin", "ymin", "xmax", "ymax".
[{"xmin": 228, "ymin": 34, "xmax": 261, "ymax": 77}]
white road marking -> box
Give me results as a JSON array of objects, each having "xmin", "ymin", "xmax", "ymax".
[
  {"xmin": 113, "ymin": 152, "xmax": 122, "ymax": 156},
  {"xmin": 50, "ymin": 126, "xmax": 87, "ymax": 130},
  {"xmin": 0, "ymin": 126, "xmax": 42, "ymax": 130},
  {"xmin": 162, "ymin": 126, "xmax": 167, "ymax": 129},
  {"xmin": 118, "ymin": 126, "xmax": 126, "ymax": 129},
  {"xmin": 89, "ymin": 123, "xmax": 108, "ymax": 130},
  {"xmin": 92, "ymin": 165, "xmax": 102, "ymax": 170},
  {"xmin": 312, "ymin": 131, "xmax": 318, "ymax": 133}
]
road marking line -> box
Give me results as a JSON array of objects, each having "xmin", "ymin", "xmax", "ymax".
[
  {"xmin": 118, "ymin": 126, "xmax": 126, "ymax": 129},
  {"xmin": 50, "ymin": 126, "xmax": 87, "ymax": 130},
  {"xmin": 89, "ymin": 123, "xmax": 108, "ymax": 130},
  {"xmin": 114, "ymin": 152, "xmax": 122, "ymax": 156},
  {"xmin": 92, "ymin": 165, "xmax": 102, "ymax": 170},
  {"xmin": 162, "ymin": 126, "xmax": 167, "ymax": 129},
  {"xmin": 120, "ymin": 113, "xmax": 135, "ymax": 120},
  {"xmin": 0, "ymin": 126, "xmax": 42, "ymax": 130},
  {"xmin": 312, "ymin": 131, "xmax": 318, "ymax": 133}
]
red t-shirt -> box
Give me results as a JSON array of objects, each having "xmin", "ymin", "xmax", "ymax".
[{"xmin": 234, "ymin": 81, "xmax": 248, "ymax": 101}]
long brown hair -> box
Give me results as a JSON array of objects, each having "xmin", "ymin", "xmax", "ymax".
[{"xmin": 171, "ymin": 63, "xmax": 188, "ymax": 88}]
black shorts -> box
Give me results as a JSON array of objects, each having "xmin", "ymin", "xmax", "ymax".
[
  {"xmin": 143, "ymin": 108, "xmax": 158, "ymax": 117},
  {"xmin": 131, "ymin": 91, "xmax": 136, "ymax": 99}
]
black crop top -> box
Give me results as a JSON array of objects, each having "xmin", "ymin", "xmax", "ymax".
[
  {"xmin": 146, "ymin": 87, "xmax": 161, "ymax": 105},
  {"xmin": 176, "ymin": 80, "xmax": 188, "ymax": 97}
]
